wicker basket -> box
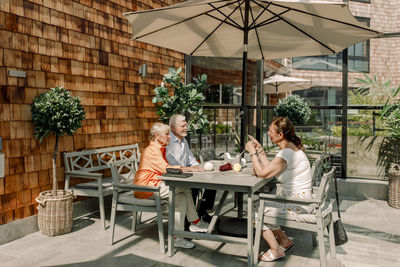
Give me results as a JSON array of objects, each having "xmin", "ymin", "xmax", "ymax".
[
  {"xmin": 36, "ymin": 190, "xmax": 75, "ymax": 236},
  {"xmin": 388, "ymin": 164, "xmax": 400, "ymax": 209}
]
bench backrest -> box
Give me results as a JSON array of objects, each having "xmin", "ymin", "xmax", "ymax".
[
  {"xmin": 315, "ymin": 166, "xmax": 335, "ymax": 204},
  {"xmin": 64, "ymin": 144, "xmax": 141, "ymax": 173}
]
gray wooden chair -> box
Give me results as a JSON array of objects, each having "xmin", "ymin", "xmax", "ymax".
[
  {"xmin": 198, "ymin": 147, "xmax": 219, "ymax": 163},
  {"xmin": 64, "ymin": 144, "xmax": 141, "ymax": 230},
  {"xmin": 108, "ymin": 158, "xmax": 167, "ymax": 254},
  {"xmin": 254, "ymin": 167, "xmax": 336, "ymax": 267},
  {"xmin": 311, "ymin": 153, "xmax": 327, "ymax": 187}
]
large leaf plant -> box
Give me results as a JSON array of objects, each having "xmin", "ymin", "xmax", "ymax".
[
  {"xmin": 152, "ymin": 67, "xmax": 209, "ymax": 133},
  {"xmin": 32, "ymin": 87, "xmax": 86, "ymax": 195}
]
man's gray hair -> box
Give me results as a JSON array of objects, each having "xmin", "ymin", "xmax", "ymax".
[
  {"xmin": 150, "ymin": 122, "xmax": 170, "ymax": 140},
  {"xmin": 169, "ymin": 114, "xmax": 186, "ymax": 128}
]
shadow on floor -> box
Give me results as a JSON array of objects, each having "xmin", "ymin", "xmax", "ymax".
[{"xmin": 50, "ymin": 254, "xmax": 181, "ymax": 267}]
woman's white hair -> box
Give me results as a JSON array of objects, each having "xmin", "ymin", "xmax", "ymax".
[
  {"xmin": 150, "ymin": 122, "xmax": 170, "ymax": 140},
  {"xmin": 169, "ymin": 114, "xmax": 186, "ymax": 128}
]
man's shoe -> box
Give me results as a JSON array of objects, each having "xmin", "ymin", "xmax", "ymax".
[
  {"xmin": 174, "ymin": 238, "xmax": 195, "ymax": 249},
  {"xmin": 189, "ymin": 220, "xmax": 209, "ymax": 233},
  {"xmin": 201, "ymin": 213, "xmax": 213, "ymax": 223}
]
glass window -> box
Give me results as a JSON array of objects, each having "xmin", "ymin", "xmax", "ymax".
[{"xmin": 292, "ymin": 17, "xmax": 370, "ymax": 73}]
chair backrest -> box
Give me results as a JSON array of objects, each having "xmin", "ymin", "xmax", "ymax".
[
  {"xmin": 109, "ymin": 157, "xmax": 139, "ymax": 185},
  {"xmin": 310, "ymin": 153, "xmax": 326, "ymax": 186},
  {"xmin": 64, "ymin": 144, "xmax": 141, "ymax": 173},
  {"xmin": 198, "ymin": 148, "xmax": 217, "ymax": 163},
  {"xmin": 315, "ymin": 166, "xmax": 336, "ymax": 204}
]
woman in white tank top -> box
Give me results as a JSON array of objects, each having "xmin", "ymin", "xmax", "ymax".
[{"xmin": 246, "ymin": 116, "xmax": 312, "ymax": 262}]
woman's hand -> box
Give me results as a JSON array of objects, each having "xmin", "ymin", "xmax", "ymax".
[
  {"xmin": 245, "ymin": 140, "xmax": 257, "ymax": 154},
  {"xmin": 248, "ymin": 135, "xmax": 263, "ymax": 151}
]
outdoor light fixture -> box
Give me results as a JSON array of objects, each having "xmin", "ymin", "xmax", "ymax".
[{"xmin": 139, "ymin": 63, "xmax": 147, "ymax": 77}]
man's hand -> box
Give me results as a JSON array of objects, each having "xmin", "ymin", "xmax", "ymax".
[{"xmin": 181, "ymin": 166, "xmax": 205, "ymax": 172}]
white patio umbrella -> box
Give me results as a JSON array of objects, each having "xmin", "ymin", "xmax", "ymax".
[
  {"xmin": 124, "ymin": 0, "xmax": 381, "ymax": 151},
  {"xmin": 263, "ymin": 74, "xmax": 311, "ymax": 95}
]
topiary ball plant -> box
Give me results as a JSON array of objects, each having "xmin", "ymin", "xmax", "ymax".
[
  {"xmin": 273, "ymin": 94, "xmax": 311, "ymax": 125},
  {"xmin": 32, "ymin": 87, "xmax": 86, "ymax": 196}
]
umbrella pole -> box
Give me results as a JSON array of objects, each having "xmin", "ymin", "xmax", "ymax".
[
  {"xmin": 235, "ymin": 0, "xmax": 250, "ymax": 222},
  {"xmin": 240, "ymin": 0, "xmax": 250, "ymax": 155}
]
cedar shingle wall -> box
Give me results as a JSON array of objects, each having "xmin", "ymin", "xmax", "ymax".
[{"xmin": 0, "ymin": 0, "xmax": 184, "ymax": 224}]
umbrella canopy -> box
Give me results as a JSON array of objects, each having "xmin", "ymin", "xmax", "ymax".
[
  {"xmin": 124, "ymin": 0, "xmax": 381, "ymax": 153},
  {"xmin": 263, "ymin": 74, "xmax": 311, "ymax": 94},
  {"xmin": 124, "ymin": 0, "xmax": 381, "ymax": 60}
]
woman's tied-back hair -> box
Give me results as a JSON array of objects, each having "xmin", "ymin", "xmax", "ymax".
[
  {"xmin": 149, "ymin": 122, "xmax": 170, "ymax": 141},
  {"xmin": 272, "ymin": 116, "xmax": 304, "ymax": 150}
]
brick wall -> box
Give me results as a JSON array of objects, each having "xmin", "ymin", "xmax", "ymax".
[
  {"xmin": 291, "ymin": 0, "xmax": 400, "ymax": 89},
  {"xmin": 0, "ymin": 0, "xmax": 183, "ymax": 224}
]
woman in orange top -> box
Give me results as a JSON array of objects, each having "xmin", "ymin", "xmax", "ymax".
[{"xmin": 134, "ymin": 122, "xmax": 208, "ymax": 249}]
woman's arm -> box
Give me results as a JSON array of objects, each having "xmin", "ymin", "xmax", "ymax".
[{"xmin": 251, "ymin": 155, "xmax": 287, "ymax": 178}]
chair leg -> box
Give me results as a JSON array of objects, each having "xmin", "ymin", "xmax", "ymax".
[
  {"xmin": 109, "ymin": 191, "xmax": 118, "ymax": 245},
  {"xmin": 317, "ymin": 219, "xmax": 327, "ymax": 267},
  {"xmin": 97, "ymin": 182, "xmax": 106, "ymax": 230},
  {"xmin": 328, "ymin": 215, "xmax": 336, "ymax": 259},
  {"xmin": 311, "ymin": 232, "xmax": 317, "ymax": 247},
  {"xmin": 131, "ymin": 211, "xmax": 137, "ymax": 233},
  {"xmin": 155, "ymin": 194, "xmax": 165, "ymax": 254},
  {"xmin": 253, "ymin": 200, "xmax": 265, "ymax": 263}
]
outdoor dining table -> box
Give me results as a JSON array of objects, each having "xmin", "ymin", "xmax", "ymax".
[{"xmin": 162, "ymin": 161, "xmax": 272, "ymax": 266}]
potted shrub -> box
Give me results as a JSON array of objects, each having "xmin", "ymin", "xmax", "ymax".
[
  {"xmin": 32, "ymin": 86, "xmax": 86, "ymax": 236},
  {"xmin": 152, "ymin": 67, "xmax": 209, "ymax": 133},
  {"xmin": 380, "ymin": 81, "xmax": 400, "ymax": 208},
  {"xmin": 273, "ymin": 94, "xmax": 311, "ymax": 126}
]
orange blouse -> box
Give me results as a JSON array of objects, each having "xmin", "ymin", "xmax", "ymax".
[{"xmin": 134, "ymin": 141, "xmax": 179, "ymax": 199}]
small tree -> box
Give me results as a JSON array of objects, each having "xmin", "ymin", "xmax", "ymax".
[
  {"xmin": 152, "ymin": 67, "xmax": 209, "ymax": 133},
  {"xmin": 273, "ymin": 94, "xmax": 311, "ymax": 125},
  {"xmin": 32, "ymin": 87, "xmax": 86, "ymax": 196}
]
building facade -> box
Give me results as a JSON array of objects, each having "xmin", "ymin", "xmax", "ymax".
[{"xmin": 0, "ymin": 0, "xmax": 183, "ymax": 225}]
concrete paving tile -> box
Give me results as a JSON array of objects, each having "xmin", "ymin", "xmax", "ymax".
[{"xmin": 0, "ymin": 199, "xmax": 399, "ymax": 267}]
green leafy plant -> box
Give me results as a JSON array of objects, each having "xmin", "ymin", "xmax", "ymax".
[
  {"xmin": 32, "ymin": 87, "xmax": 86, "ymax": 195},
  {"xmin": 152, "ymin": 67, "xmax": 209, "ymax": 133},
  {"xmin": 354, "ymin": 74, "xmax": 400, "ymax": 137},
  {"xmin": 353, "ymin": 75, "xmax": 400, "ymax": 177},
  {"xmin": 273, "ymin": 94, "xmax": 311, "ymax": 125},
  {"xmin": 381, "ymin": 86, "xmax": 400, "ymax": 138}
]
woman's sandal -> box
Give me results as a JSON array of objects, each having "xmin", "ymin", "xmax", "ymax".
[
  {"xmin": 280, "ymin": 240, "xmax": 294, "ymax": 252},
  {"xmin": 258, "ymin": 249, "xmax": 285, "ymax": 262}
]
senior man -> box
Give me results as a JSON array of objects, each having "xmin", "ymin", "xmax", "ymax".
[{"xmin": 166, "ymin": 114, "xmax": 217, "ymax": 225}]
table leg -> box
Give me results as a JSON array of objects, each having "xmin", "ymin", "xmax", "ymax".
[
  {"xmin": 167, "ymin": 185, "xmax": 176, "ymax": 257},
  {"xmin": 246, "ymin": 192, "xmax": 254, "ymax": 267},
  {"xmin": 236, "ymin": 192, "xmax": 244, "ymax": 219},
  {"xmin": 207, "ymin": 191, "xmax": 228, "ymax": 233}
]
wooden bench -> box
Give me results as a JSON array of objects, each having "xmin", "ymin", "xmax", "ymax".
[{"xmin": 63, "ymin": 144, "xmax": 141, "ymax": 229}]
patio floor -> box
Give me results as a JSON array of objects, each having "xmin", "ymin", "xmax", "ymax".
[{"xmin": 0, "ymin": 195, "xmax": 399, "ymax": 267}]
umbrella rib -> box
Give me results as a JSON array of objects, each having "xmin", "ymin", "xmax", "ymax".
[
  {"xmin": 133, "ymin": 12, "xmax": 209, "ymax": 40},
  {"xmin": 133, "ymin": 0, "xmax": 243, "ymax": 40},
  {"xmin": 191, "ymin": 4, "xmax": 242, "ymax": 55},
  {"xmin": 248, "ymin": 2, "xmax": 336, "ymax": 54},
  {"xmin": 267, "ymin": 8, "xmax": 337, "ymax": 54},
  {"xmin": 209, "ymin": 1, "xmax": 243, "ymax": 29},
  {"xmin": 264, "ymin": 1, "xmax": 380, "ymax": 35},
  {"xmin": 248, "ymin": 0, "xmax": 271, "ymax": 29},
  {"xmin": 249, "ymin": 4, "xmax": 264, "ymax": 59}
]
